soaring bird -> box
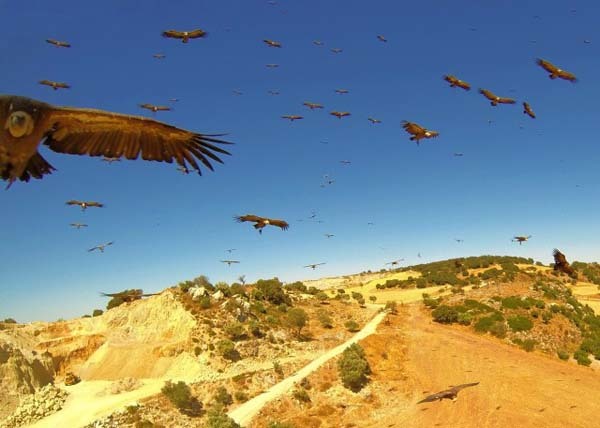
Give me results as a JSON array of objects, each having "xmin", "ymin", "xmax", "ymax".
[
  {"xmin": 66, "ymin": 200, "xmax": 104, "ymax": 210},
  {"xmin": 152, "ymin": 53, "xmax": 166, "ymax": 59},
  {"xmin": 162, "ymin": 29, "xmax": 207, "ymax": 43},
  {"xmin": 235, "ymin": 214, "xmax": 289, "ymax": 234},
  {"xmin": 453, "ymin": 153, "xmax": 464, "ymax": 157},
  {"xmin": 385, "ymin": 259, "xmax": 404, "ymax": 267},
  {"xmin": 225, "ymin": 248, "xmax": 237, "ymax": 253},
  {"xmin": 417, "ymin": 382, "xmax": 479, "ymax": 403},
  {"xmin": 101, "ymin": 156, "xmax": 120, "ymax": 163},
  {"xmin": 39, "ymin": 80, "xmax": 70, "ymax": 91},
  {"xmin": 313, "ymin": 40, "xmax": 324, "ymax": 46},
  {"xmin": 168, "ymin": 98, "xmax": 179, "ymax": 103},
  {"xmin": 221, "ymin": 260, "xmax": 240, "ymax": 266},
  {"xmin": 402, "ymin": 121, "xmax": 439, "ymax": 144},
  {"xmin": 281, "ymin": 115, "xmax": 303, "ymax": 121},
  {"xmin": 479, "ymin": 89, "xmax": 516, "ymax": 106},
  {"xmin": 368, "ymin": 117, "xmax": 381, "ymax": 124},
  {"xmin": 330, "ymin": 111, "xmax": 351, "ymax": 119},
  {"xmin": 46, "ymin": 39, "xmax": 71, "ymax": 48},
  {"xmin": 100, "ymin": 289, "xmax": 157, "ymax": 302},
  {"xmin": 443, "ymin": 75, "xmax": 471, "ymax": 91},
  {"xmin": 303, "ymin": 102, "xmax": 323, "ymax": 110},
  {"xmin": 139, "ymin": 104, "xmax": 171, "ymax": 113},
  {"xmin": 377, "ymin": 35, "xmax": 387, "ymax": 42},
  {"xmin": 536, "ymin": 59, "xmax": 577, "ymax": 82},
  {"xmin": 304, "ymin": 262, "xmax": 326, "ymax": 269},
  {"xmin": 263, "ymin": 39, "xmax": 282, "ymax": 48},
  {"xmin": 512, "ymin": 235, "xmax": 531, "ymax": 245},
  {"xmin": 324, "ymin": 233, "xmax": 334, "ymax": 238},
  {"xmin": 88, "ymin": 241, "xmax": 114, "ymax": 253},
  {"xmin": 0, "ymin": 95, "xmax": 231, "ymax": 187},
  {"xmin": 553, "ymin": 249, "xmax": 575, "ymax": 276},
  {"xmin": 340, "ymin": 160, "xmax": 351, "ymax": 165},
  {"xmin": 232, "ymin": 90, "xmax": 243, "ymax": 96},
  {"xmin": 523, "ymin": 102, "xmax": 536, "ymax": 119},
  {"xmin": 335, "ymin": 89, "xmax": 349, "ymax": 94},
  {"xmin": 70, "ymin": 223, "xmax": 88, "ymax": 229},
  {"xmin": 455, "ymin": 238, "xmax": 464, "ymax": 243},
  {"xmin": 265, "ymin": 63, "xmax": 280, "ymax": 68},
  {"xmin": 268, "ymin": 90, "xmax": 280, "ymax": 95},
  {"xmin": 330, "ymin": 48, "xmax": 343, "ymax": 54}
]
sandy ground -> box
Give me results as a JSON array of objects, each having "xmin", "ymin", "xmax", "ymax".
[{"xmin": 228, "ymin": 310, "xmax": 388, "ymax": 426}]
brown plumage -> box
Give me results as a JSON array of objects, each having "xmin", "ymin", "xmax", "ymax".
[
  {"xmin": 368, "ymin": 117, "xmax": 381, "ymax": 124},
  {"xmin": 263, "ymin": 39, "xmax": 282, "ymax": 48},
  {"xmin": 152, "ymin": 53, "xmax": 166, "ymax": 59},
  {"xmin": 331, "ymin": 48, "xmax": 343, "ymax": 53},
  {"xmin": 330, "ymin": 111, "xmax": 351, "ymax": 119},
  {"xmin": 512, "ymin": 235, "xmax": 531, "ymax": 245},
  {"xmin": 402, "ymin": 121, "xmax": 439, "ymax": 145},
  {"xmin": 417, "ymin": 382, "xmax": 479, "ymax": 404},
  {"xmin": 304, "ymin": 262, "xmax": 326, "ymax": 269},
  {"xmin": 443, "ymin": 75, "xmax": 471, "ymax": 91},
  {"xmin": 281, "ymin": 115, "xmax": 303, "ymax": 121},
  {"xmin": 303, "ymin": 102, "xmax": 323, "ymax": 110},
  {"xmin": 0, "ymin": 95, "xmax": 231, "ymax": 187},
  {"xmin": 100, "ymin": 289, "xmax": 157, "ymax": 301},
  {"xmin": 553, "ymin": 249, "xmax": 575, "ymax": 276},
  {"xmin": 235, "ymin": 214, "xmax": 289, "ymax": 234},
  {"xmin": 335, "ymin": 89, "xmax": 349, "ymax": 94},
  {"xmin": 536, "ymin": 59, "xmax": 577, "ymax": 82},
  {"xmin": 66, "ymin": 200, "xmax": 104, "ymax": 210},
  {"xmin": 88, "ymin": 241, "xmax": 114, "ymax": 253},
  {"xmin": 162, "ymin": 29, "xmax": 207, "ymax": 43},
  {"xmin": 479, "ymin": 89, "xmax": 516, "ymax": 106},
  {"xmin": 46, "ymin": 39, "xmax": 71, "ymax": 48},
  {"xmin": 139, "ymin": 104, "xmax": 171, "ymax": 113},
  {"xmin": 39, "ymin": 80, "xmax": 70, "ymax": 90},
  {"xmin": 523, "ymin": 102, "xmax": 536, "ymax": 119}
]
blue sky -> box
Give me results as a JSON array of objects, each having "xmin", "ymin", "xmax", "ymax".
[{"xmin": 1, "ymin": 0, "xmax": 600, "ymax": 322}]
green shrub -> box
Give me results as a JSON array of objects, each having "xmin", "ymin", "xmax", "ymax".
[
  {"xmin": 557, "ymin": 350, "xmax": 570, "ymax": 360},
  {"xmin": 384, "ymin": 301, "xmax": 398, "ymax": 314},
  {"xmin": 316, "ymin": 292, "xmax": 329, "ymax": 302},
  {"xmin": 234, "ymin": 391, "xmax": 248, "ymax": 402},
  {"xmin": 205, "ymin": 408, "xmax": 241, "ymax": 428},
  {"xmin": 574, "ymin": 349, "xmax": 592, "ymax": 366},
  {"xmin": 432, "ymin": 305, "xmax": 459, "ymax": 324},
  {"xmin": 457, "ymin": 312, "xmax": 473, "ymax": 326},
  {"xmin": 213, "ymin": 386, "xmax": 233, "ymax": 409},
  {"xmin": 161, "ymin": 381, "xmax": 201, "ymax": 416},
  {"xmin": 423, "ymin": 298, "xmax": 440, "ymax": 309},
  {"xmin": 474, "ymin": 313, "xmax": 504, "ymax": 333},
  {"xmin": 107, "ymin": 296, "xmax": 126, "ymax": 310},
  {"xmin": 199, "ymin": 296, "xmax": 212, "ymax": 309},
  {"xmin": 268, "ymin": 422, "xmax": 295, "ymax": 428},
  {"xmin": 225, "ymin": 323, "xmax": 247, "ymax": 341},
  {"xmin": 344, "ymin": 320, "xmax": 360, "ymax": 332},
  {"xmin": 542, "ymin": 311, "xmax": 553, "ymax": 324},
  {"xmin": 217, "ymin": 340, "xmax": 240, "ymax": 361},
  {"xmin": 273, "ymin": 361, "xmax": 284, "ymax": 377},
  {"xmin": 507, "ymin": 315, "xmax": 533, "ymax": 332},
  {"xmin": 488, "ymin": 321, "xmax": 507, "ymax": 338},
  {"xmin": 92, "ymin": 309, "xmax": 103, "ymax": 317},
  {"xmin": 520, "ymin": 339, "xmax": 536, "ymax": 352},
  {"xmin": 286, "ymin": 308, "xmax": 309, "ymax": 337},
  {"xmin": 254, "ymin": 278, "xmax": 291, "ymax": 305},
  {"xmin": 317, "ymin": 310, "xmax": 333, "ymax": 328},
  {"xmin": 292, "ymin": 388, "xmax": 310, "ymax": 403},
  {"xmin": 337, "ymin": 344, "xmax": 371, "ymax": 392}
]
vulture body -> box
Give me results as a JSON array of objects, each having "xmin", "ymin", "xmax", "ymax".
[
  {"xmin": 263, "ymin": 39, "xmax": 282, "ymax": 48},
  {"xmin": 100, "ymin": 289, "xmax": 157, "ymax": 302},
  {"xmin": 162, "ymin": 29, "xmax": 207, "ymax": 43},
  {"xmin": 46, "ymin": 39, "xmax": 71, "ymax": 48},
  {"xmin": 368, "ymin": 117, "xmax": 381, "ymax": 124},
  {"xmin": 402, "ymin": 121, "xmax": 439, "ymax": 144},
  {"xmin": 282, "ymin": 115, "xmax": 303, "ymax": 121},
  {"xmin": 330, "ymin": 111, "xmax": 351, "ymax": 119},
  {"xmin": 39, "ymin": 80, "xmax": 70, "ymax": 90},
  {"xmin": 536, "ymin": 59, "xmax": 577, "ymax": 82},
  {"xmin": 335, "ymin": 89, "xmax": 349, "ymax": 94},
  {"xmin": 443, "ymin": 75, "xmax": 471, "ymax": 91},
  {"xmin": 417, "ymin": 382, "xmax": 479, "ymax": 403},
  {"xmin": 66, "ymin": 200, "xmax": 104, "ymax": 210},
  {"xmin": 88, "ymin": 241, "xmax": 114, "ymax": 253},
  {"xmin": 139, "ymin": 104, "xmax": 171, "ymax": 113},
  {"xmin": 221, "ymin": 260, "xmax": 240, "ymax": 266},
  {"xmin": 479, "ymin": 89, "xmax": 516, "ymax": 106},
  {"xmin": 523, "ymin": 102, "xmax": 536, "ymax": 119},
  {"xmin": 303, "ymin": 102, "xmax": 323, "ymax": 110},
  {"xmin": 512, "ymin": 235, "xmax": 531, "ymax": 245},
  {"xmin": 553, "ymin": 249, "xmax": 575, "ymax": 276},
  {"xmin": 235, "ymin": 214, "xmax": 289, "ymax": 234},
  {"xmin": 304, "ymin": 262, "xmax": 326, "ymax": 269}
]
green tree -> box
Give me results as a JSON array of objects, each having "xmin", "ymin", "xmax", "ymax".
[
  {"xmin": 161, "ymin": 381, "xmax": 202, "ymax": 416},
  {"xmin": 337, "ymin": 344, "xmax": 371, "ymax": 392},
  {"xmin": 213, "ymin": 386, "xmax": 233, "ymax": 409},
  {"xmin": 369, "ymin": 296, "xmax": 377, "ymax": 304},
  {"xmin": 92, "ymin": 309, "xmax": 103, "ymax": 317},
  {"xmin": 286, "ymin": 308, "xmax": 309, "ymax": 337}
]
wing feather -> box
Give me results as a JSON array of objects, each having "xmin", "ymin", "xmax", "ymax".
[
  {"xmin": 235, "ymin": 214, "xmax": 265, "ymax": 223},
  {"xmin": 267, "ymin": 218, "xmax": 289, "ymax": 230}
]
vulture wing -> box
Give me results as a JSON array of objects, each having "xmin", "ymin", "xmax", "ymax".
[
  {"xmin": 450, "ymin": 382, "xmax": 480, "ymax": 393},
  {"xmin": 553, "ymin": 249, "xmax": 568, "ymax": 266},
  {"xmin": 162, "ymin": 30, "xmax": 184, "ymax": 39},
  {"xmin": 557, "ymin": 69, "xmax": 578, "ymax": 82},
  {"xmin": 497, "ymin": 96, "xmax": 516, "ymax": 104},
  {"xmin": 267, "ymin": 218, "xmax": 289, "ymax": 230},
  {"xmin": 523, "ymin": 102, "xmax": 536, "ymax": 118},
  {"xmin": 536, "ymin": 58, "xmax": 559, "ymax": 74},
  {"xmin": 417, "ymin": 391, "xmax": 450, "ymax": 404},
  {"xmin": 66, "ymin": 200, "xmax": 83, "ymax": 206},
  {"xmin": 187, "ymin": 29, "xmax": 208, "ymax": 39},
  {"xmin": 479, "ymin": 89, "xmax": 497, "ymax": 101},
  {"xmin": 402, "ymin": 121, "xmax": 425, "ymax": 135},
  {"xmin": 235, "ymin": 214, "xmax": 265, "ymax": 223}
]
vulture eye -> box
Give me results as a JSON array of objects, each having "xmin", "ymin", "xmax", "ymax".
[{"xmin": 5, "ymin": 111, "xmax": 34, "ymax": 138}]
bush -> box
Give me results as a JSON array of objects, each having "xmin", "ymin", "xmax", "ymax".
[
  {"xmin": 432, "ymin": 305, "xmax": 459, "ymax": 324},
  {"xmin": 317, "ymin": 310, "xmax": 333, "ymax": 328},
  {"xmin": 286, "ymin": 308, "xmax": 309, "ymax": 337},
  {"xmin": 507, "ymin": 315, "xmax": 533, "ymax": 332},
  {"xmin": 369, "ymin": 296, "xmax": 377, "ymax": 303},
  {"xmin": 520, "ymin": 339, "xmax": 536, "ymax": 352},
  {"xmin": 199, "ymin": 296, "xmax": 212, "ymax": 309},
  {"xmin": 337, "ymin": 344, "xmax": 371, "ymax": 392},
  {"xmin": 161, "ymin": 381, "xmax": 201, "ymax": 416},
  {"xmin": 488, "ymin": 321, "xmax": 507, "ymax": 338},
  {"xmin": 557, "ymin": 350, "xmax": 570, "ymax": 361},
  {"xmin": 457, "ymin": 312, "xmax": 473, "ymax": 326},
  {"xmin": 225, "ymin": 323, "xmax": 247, "ymax": 341},
  {"xmin": 574, "ymin": 349, "xmax": 592, "ymax": 366},
  {"xmin": 107, "ymin": 296, "xmax": 126, "ymax": 310},
  {"xmin": 316, "ymin": 292, "xmax": 329, "ymax": 302},
  {"xmin": 205, "ymin": 408, "xmax": 241, "ymax": 428},
  {"xmin": 384, "ymin": 301, "xmax": 398, "ymax": 314},
  {"xmin": 273, "ymin": 361, "xmax": 284, "ymax": 377},
  {"xmin": 474, "ymin": 313, "xmax": 504, "ymax": 333},
  {"xmin": 344, "ymin": 320, "xmax": 360, "ymax": 332},
  {"xmin": 292, "ymin": 388, "xmax": 310, "ymax": 403},
  {"xmin": 254, "ymin": 278, "xmax": 291, "ymax": 305},
  {"xmin": 217, "ymin": 340, "xmax": 240, "ymax": 361},
  {"xmin": 213, "ymin": 386, "xmax": 233, "ymax": 409},
  {"xmin": 423, "ymin": 298, "xmax": 440, "ymax": 309},
  {"xmin": 268, "ymin": 422, "xmax": 295, "ymax": 428},
  {"xmin": 234, "ymin": 391, "xmax": 248, "ymax": 402},
  {"xmin": 92, "ymin": 309, "xmax": 103, "ymax": 317}
]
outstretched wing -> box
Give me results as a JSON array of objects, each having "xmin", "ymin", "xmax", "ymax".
[
  {"xmin": 553, "ymin": 249, "xmax": 568, "ymax": 265},
  {"xmin": 402, "ymin": 121, "xmax": 425, "ymax": 135},
  {"xmin": 523, "ymin": 102, "xmax": 536, "ymax": 118},
  {"xmin": 497, "ymin": 96, "xmax": 516, "ymax": 104},
  {"xmin": 557, "ymin": 68, "xmax": 578, "ymax": 82},
  {"xmin": 86, "ymin": 201, "xmax": 104, "ymax": 208},
  {"xmin": 162, "ymin": 30, "xmax": 184, "ymax": 39},
  {"xmin": 267, "ymin": 218, "xmax": 289, "ymax": 230},
  {"xmin": 41, "ymin": 106, "xmax": 232, "ymax": 175},
  {"xmin": 479, "ymin": 89, "xmax": 497, "ymax": 101},
  {"xmin": 235, "ymin": 214, "xmax": 265, "ymax": 223},
  {"xmin": 417, "ymin": 391, "xmax": 449, "ymax": 404},
  {"xmin": 536, "ymin": 58, "xmax": 558, "ymax": 74},
  {"xmin": 66, "ymin": 200, "xmax": 83, "ymax": 206},
  {"xmin": 187, "ymin": 29, "xmax": 208, "ymax": 39},
  {"xmin": 450, "ymin": 382, "xmax": 480, "ymax": 393}
]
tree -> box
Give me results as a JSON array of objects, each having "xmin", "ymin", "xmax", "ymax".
[
  {"xmin": 286, "ymin": 308, "xmax": 309, "ymax": 337},
  {"xmin": 161, "ymin": 381, "xmax": 202, "ymax": 416},
  {"xmin": 337, "ymin": 343, "xmax": 371, "ymax": 392},
  {"xmin": 369, "ymin": 296, "xmax": 377, "ymax": 304},
  {"xmin": 213, "ymin": 386, "xmax": 233, "ymax": 409},
  {"xmin": 92, "ymin": 309, "xmax": 103, "ymax": 317}
]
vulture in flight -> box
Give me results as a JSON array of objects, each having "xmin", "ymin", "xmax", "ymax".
[
  {"xmin": 304, "ymin": 262, "xmax": 326, "ymax": 269},
  {"xmin": 225, "ymin": 248, "xmax": 237, "ymax": 253},
  {"xmin": 512, "ymin": 235, "xmax": 531, "ymax": 245},
  {"xmin": 479, "ymin": 89, "xmax": 516, "ymax": 106},
  {"xmin": 39, "ymin": 80, "xmax": 70, "ymax": 91},
  {"xmin": 417, "ymin": 382, "xmax": 479, "ymax": 403},
  {"xmin": 453, "ymin": 153, "xmax": 464, "ymax": 157},
  {"xmin": 281, "ymin": 115, "xmax": 303, "ymax": 121},
  {"xmin": 335, "ymin": 89, "xmax": 349, "ymax": 94},
  {"xmin": 0, "ymin": 95, "xmax": 231, "ymax": 187},
  {"xmin": 368, "ymin": 117, "xmax": 381, "ymax": 124},
  {"xmin": 221, "ymin": 260, "xmax": 240, "ymax": 266},
  {"xmin": 313, "ymin": 40, "xmax": 324, "ymax": 46},
  {"xmin": 268, "ymin": 90, "xmax": 280, "ymax": 96},
  {"xmin": 102, "ymin": 156, "xmax": 120, "ymax": 163},
  {"xmin": 553, "ymin": 249, "xmax": 575, "ymax": 276},
  {"xmin": 303, "ymin": 102, "xmax": 323, "ymax": 110},
  {"xmin": 377, "ymin": 35, "xmax": 387, "ymax": 42},
  {"xmin": 324, "ymin": 233, "xmax": 335, "ymax": 238},
  {"xmin": 263, "ymin": 39, "xmax": 282, "ymax": 48},
  {"xmin": 46, "ymin": 39, "xmax": 71, "ymax": 48},
  {"xmin": 330, "ymin": 48, "xmax": 343, "ymax": 54},
  {"xmin": 235, "ymin": 214, "xmax": 289, "ymax": 234},
  {"xmin": 70, "ymin": 223, "xmax": 88, "ymax": 229},
  {"xmin": 536, "ymin": 59, "xmax": 577, "ymax": 82},
  {"xmin": 443, "ymin": 75, "xmax": 471, "ymax": 91},
  {"xmin": 265, "ymin": 63, "xmax": 280, "ymax": 68},
  {"xmin": 523, "ymin": 102, "xmax": 536, "ymax": 119},
  {"xmin": 385, "ymin": 259, "xmax": 404, "ymax": 267},
  {"xmin": 330, "ymin": 111, "xmax": 351, "ymax": 119},
  {"xmin": 66, "ymin": 200, "xmax": 104, "ymax": 210},
  {"xmin": 88, "ymin": 241, "xmax": 114, "ymax": 253},
  {"xmin": 100, "ymin": 289, "xmax": 157, "ymax": 302},
  {"xmin": 162, "ymin": 29, "xmax": 207, "ymax": 43},
  {"xmin": 340, "ymin": 160, "xmax": 351, "ymax": 165},
  {"xmin": 402, "ymin": 121, "xmax": 439, "ymax": 144},
  {"xmin": 139, "ymin": 104, "xmax": 171, "ymax": 113},
  {"xmin": 152, "ymin": 53, "xmax": 166, "ymax": 59}
]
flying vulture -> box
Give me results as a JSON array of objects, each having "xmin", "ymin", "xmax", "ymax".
[
  {"xmin": 152, "ymin": 53, "xmax": 166, "ymax": 59},
  {"xmin": 101, "ymin": 156, "xmax": 120, "ymax": 163},
  {"xmin": 66, "ymin": 200, "xmax": 104, "ymax": 210},
  {"xmin": 512, "ymin": 235, "xmax": 531, "ymax": 245},
  {"xmin": 385, "ymin": 259, "xmax": 404, "ymax": 267},
  {"xmin": 340, "ymin": 160, "xmax": 351, "ymax": 165},
  {"xmin": 553, "ymin": 249, "xmax": 575, "ymax": 276},
  {"xmin": 536, "ymin": 59, "xmax": 577, "ymax": 82},
  {"xmin": 39, "ymin": 80, "xmax": 70, "ymax": 90},
  {"xmin": 330, "ymin": 48, "xmax": 343, "ymax": 54},
  {"xmin": 232, "ymin": 90, "xmax": 243, "ymax": 96},
  {"xmin": 402, "ymin": 121, "xmax": 439, "ymax": 144},
  {"xmin": 303, "ymin": 102, "xmax": 323, "ymax": 110},
  {"xmin": 225, "ymin": 248, "xmax": 237, "ymax": 253},
  {"xmin": 455, "ymin": 239, "xmax": 464, "ymax": 243},
  {"xmin": 46, "ymin": 39, "xmax": 71, "ymax": 48},
  {"xmin": 330, "ymin": 111, "xmax": 351, "ymax": 119},
  {"xmin": 417, "ymin": 382, "xmax": 479, "ymax": 403},
  {"xmin": 88, "ymin": 241, "xmax": 114, "ymax": 253},
  {"xmin": 235, "ymin": 214, "xmax": 289, "ymax": 234},
  {"xmin": 0, "ymin": 95, "xmax": 232, "ymax": 187},
  {"xmin": 368, "ymin": 117, "xmax": 381, "ymax": 124},
  {"xmin": 70, "ymin": 223, "xmax": 88, "ymax": 229},
  {"xmin": 282, "ymin": 115, "xmax": 303, "ymax": 121},
  {"xmin": 377, "ymin": 35, "xmax": 387, "ymax": 42},
  {"xmin": 443, "ymin": 75, "xmax": 471, "ymax": 91},
  {"xmin": 324, "ymin": 233, "xmax": 334, "ymax": 238},
  {"xmin": 479, "ymin": 89, "xmax": 516, "ymax": 106},
  {"xmin": 100, "ymin": 289, "xmax": 157, "ymax": 302},
  {"xmin": 221, "ymin": 260, "xmax": 240, "ymax": 266},
  {"xmin": 335, "ymin": 89, "xmax": 349, "ymax": 94},
  {"xmin": 162, "ymin": 29, "xmax": 207, "ymax": 43},
  {"xmin": 304, "ymin": 262, "xmax": 326, "ymax": 269},
  {"xmin": 523, "ymin": 102, "xmax": 536, "ymax": 119},
  {"xmin": 263, "ymin": 39, "xmax": 282, "ymax": 48},
  {"xmin": 139, "ymin": 104, "xmax": 171, "ymax": 113},
  {"xmin": 268, "ymin": 90, "xmax": 280, "ymax": 95},
  {"xmin": 313, "ymin": 40, "xmax": 324, "ymax": 46},
  {"xmin": 265, "ymin": 63, "xmax": 280, "ymax": 68},
  {"xmin": 453, "ymin": 153, "xmax": 464, "ymax": 157}
]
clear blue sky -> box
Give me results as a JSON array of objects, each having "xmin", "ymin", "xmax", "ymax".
[{"xmin": 2, "ymin": 0, "xmax": 600, "ymax": 322}]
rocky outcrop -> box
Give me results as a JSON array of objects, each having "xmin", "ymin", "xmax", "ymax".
[
  {"xmin": 0, "ymin": 384, "xmax": 68, "ymax": 428},
  {"xmin": 0, "ymin": 343, "xmax": 54, "ymax": 396}
]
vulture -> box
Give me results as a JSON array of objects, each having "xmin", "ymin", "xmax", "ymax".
[
  {"xmin": 265, "ymin": 63, "xmax": 280, "ymax": 68},
  {"xmin": 339, "ymin": 160, "xmax": 351, "ymax": 165},
  {"xmin": 512, "ymin": 235, "xmax": 531, "ymax": 245},
  {"xmin": 453, "ymin": 153, "xmax": 464, "ymax": 157},
  {"xmin": 281, "ymin": 115, "xmax": 303, "ymax": 121},
  {"xmin": 553, "ymin": 249, "xmax": 575, "ymax": 276},
  {"xmin": 478, "ymin": 89, "xmax": 516, "ymax": 106},
  {"xmin": 69, "ymin": 223, "xmax": 88, "ymax": 229},
  {"xmin": 221, "ymin": 260, "xmax": 240, "ymax": 266},
  {"xmin": 88, "ymin": 241, "xmax": 114, "ymax": 253},
  {"xmin": 417, "ymin": 382, "xmax": 479, "ymax": 404},
  {"xmin": 232, "ymin": 90, "xmax": 243, "ymax": 96},
  {"xmin": 225, "ymin": 248, "xmax": 237, "ymax": 253},
  {"xmin": 304, "ymin": 262, "xmax": 326, "ymax": 269},
  {"xmin": 377, "ymin": 35, "xmax": 387, "ymax": 42},
  {"xmin": 443, "ymin": 75, "xmax": 471, "ymax": 91},
  {"xmin": 303, "ymin": 102, "xmax": 323, "ymax": 110},
  {"xmin": 100, "ymin": 289, "xmax": 157, "ymax": 302},
  {"xmin": 66, "ymin": 200, "xmax": 104, "ymax": 210},
  {"xmin": 330, "ymin": 48, "xmax": 343, "ymax": 54},
  {"xmin": 39, "ymin": 80, "xmax": 70, "ymax": 90},
  {"xmin": 455, "ymin": 238, "xmax": 464, "ymax": 243},
  {"xmin": 152, "ymin": 53, "xmax": 166, "ymax": 59},
  {"xmin": 162, "ymin": 29, "xmax": 207, "ymax": 43},
  {"xmin": 0, "ymin": 95, "xmax": 231, "ymax": 187},
  {"xmin": 402, "ymin": 121, "xmax": 439, "ymax": 144},
  {"xmin": 139, "ymin": 104, "xmax": 171, "ymax": 113},
  {"xmin": 101, "ymin": 156, "xmax": 120, "ymax": 163},
  {"xmin": 235, "ymin": 214, "xmax": 289, "ymax": 234},
  {"xmin": 536, "ymin": 59, "xmax": 577, "ymax": 82},
  {"xmin": 368, "ymin": 117, "xmax": 381, "ymax": 124},
  {"xmin": 263, "ymin": 39, "xmax": 282, "ymax": 48},
  {"xmin": 168, "ymin": 98, "xmax": 179, "ymax": 102},
  {"xmin": 523, "ymin": 102, "xmax": 536, "ymax": 119},
  {"xmin": 385, "ymin": 259, "xmax": 404, "ymax": 267},
  {"xmin": 268, "ymin": 90, "xmax": 280, "ymax": 95},
  {"xmin": 46, "ymin": 39, "xmax": 71, "ymax": 48},
  {"xmin": 335, "ymin": 89, "xmax": 349, "ymax": 94},
  {"xmin": 324, "ymin": 233, "xmax": 334, "ymax": 238},
  {"xmin": 313, "ymin": 40, "xmax": 324, "ymax": 46},
  {"xmin": 330, "ymin": 111, "xmax": 351, "ymax": 119}
]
